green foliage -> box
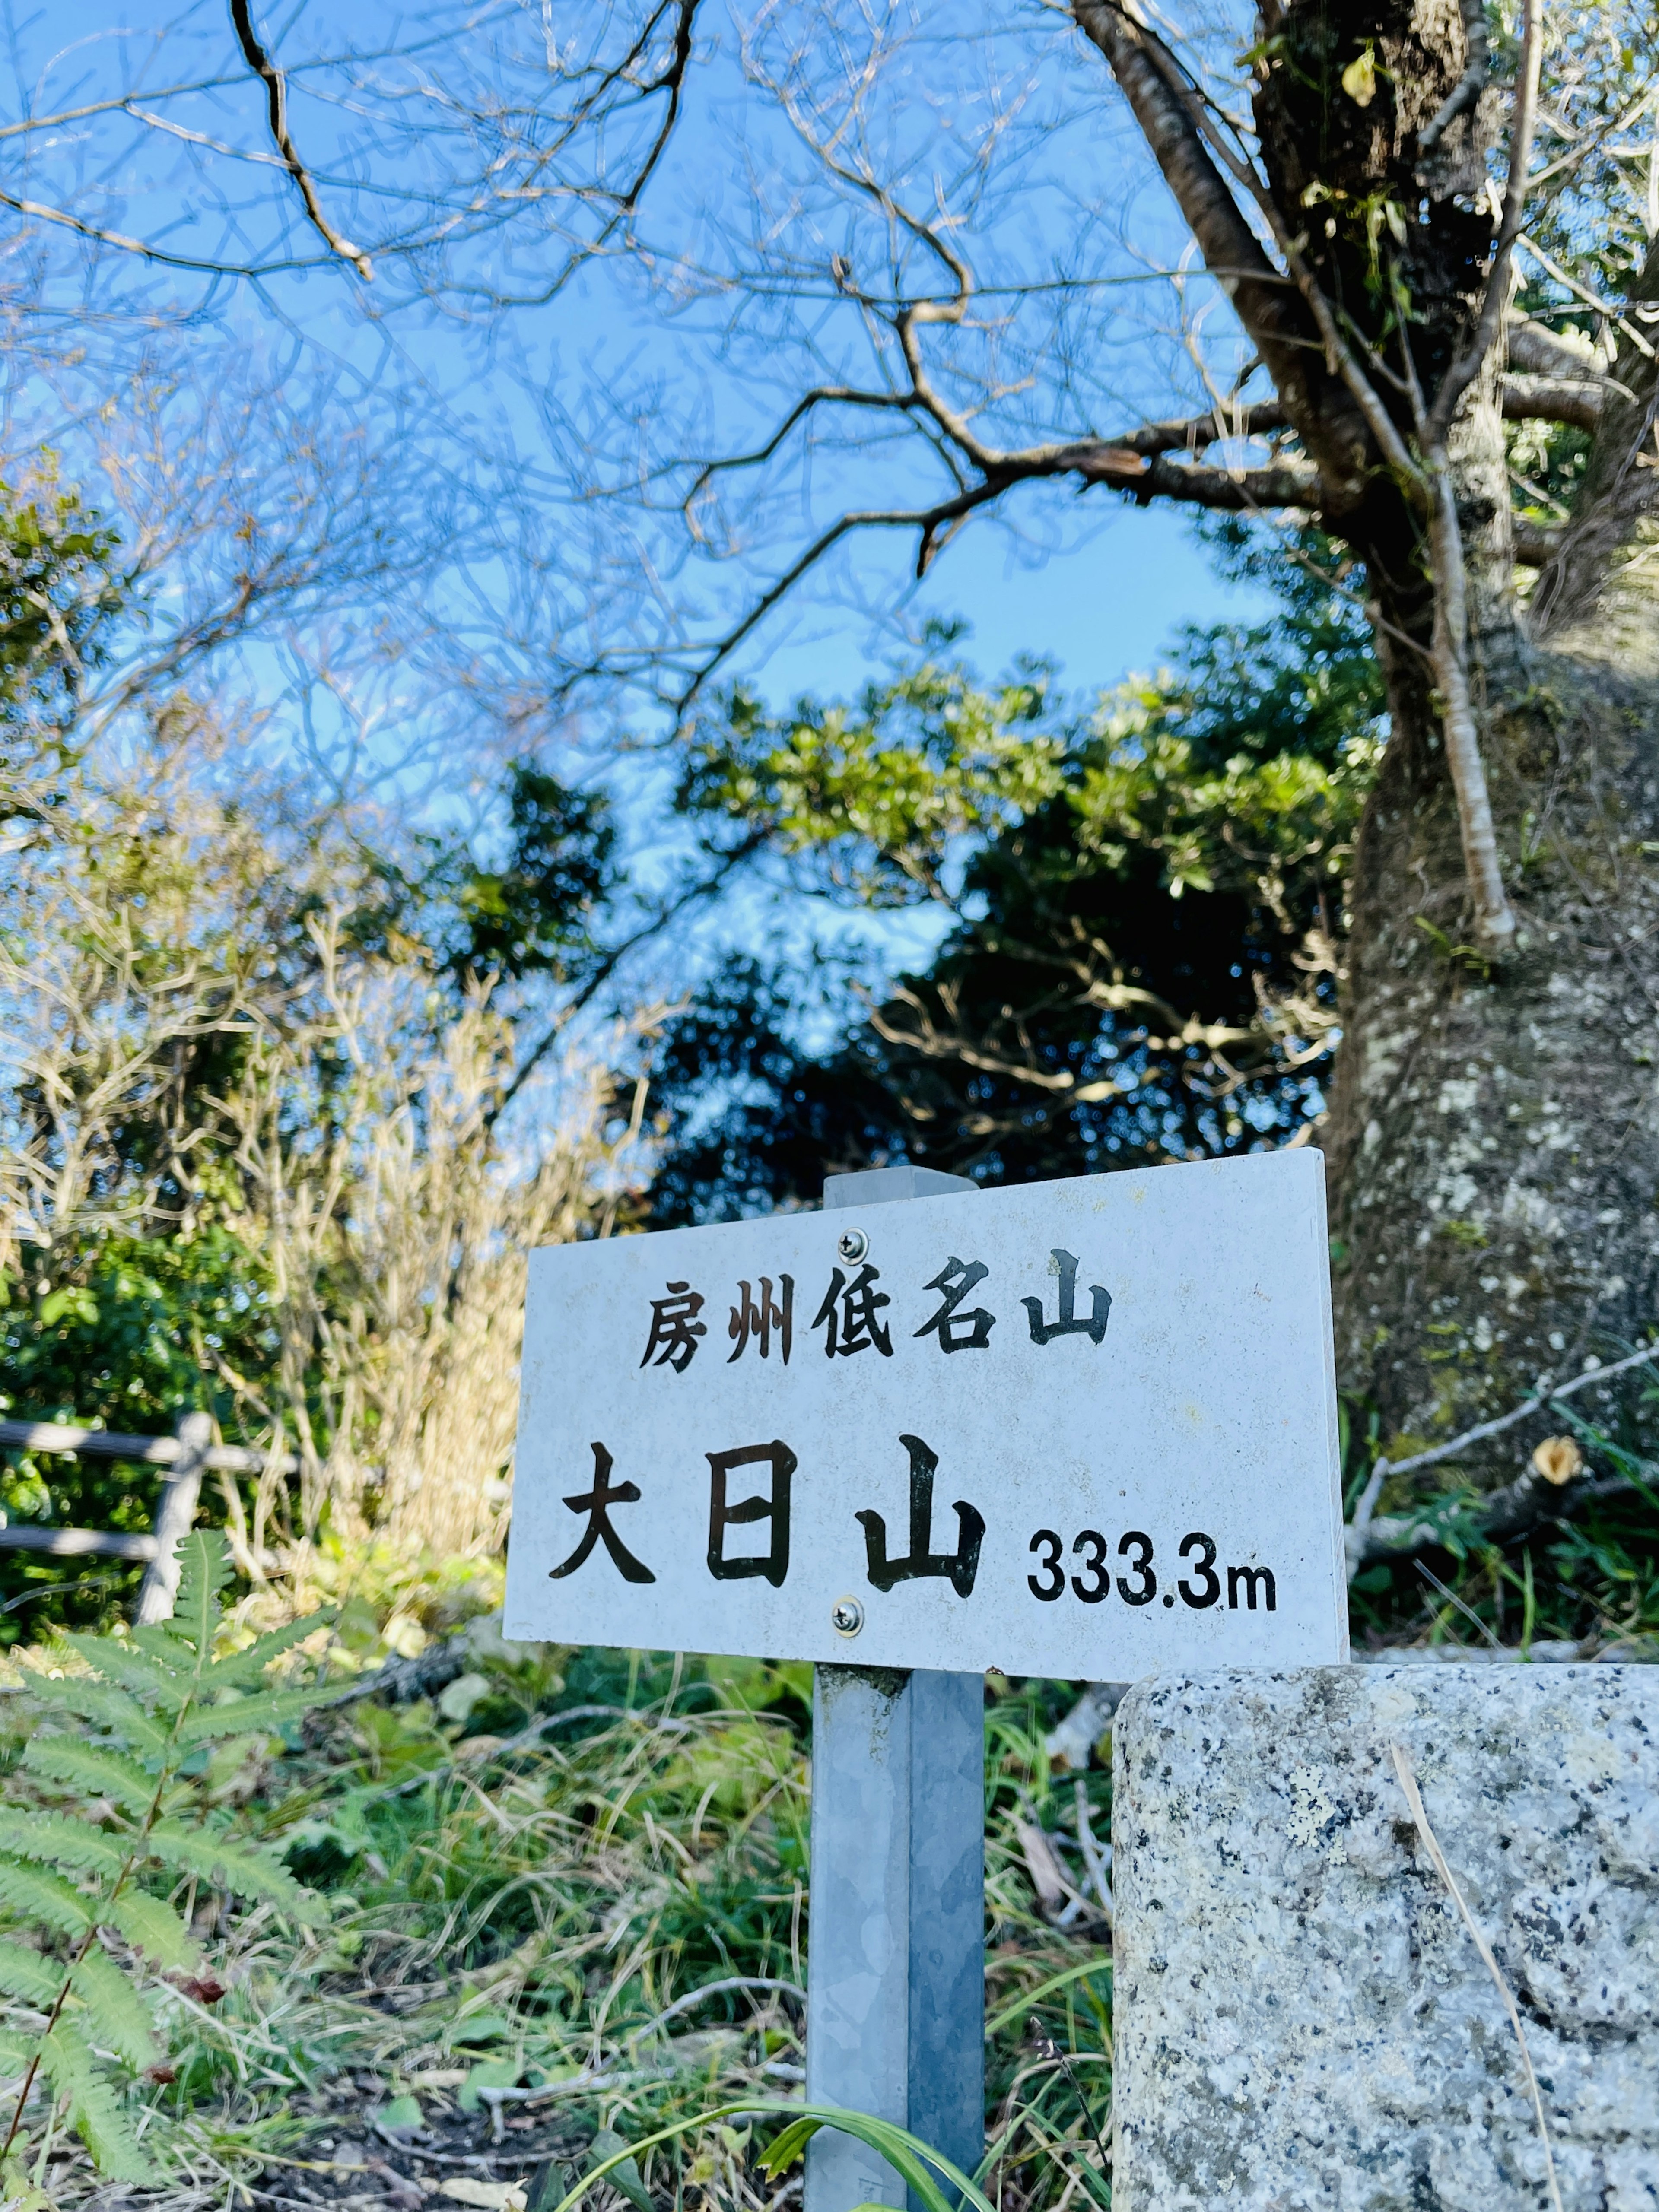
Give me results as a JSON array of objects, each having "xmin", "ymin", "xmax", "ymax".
[
  {"xmin": 0, "ymin": 1532, "xmax": 331, "ymax": 2180},
  {"xmin": 0, "ymin": 463, "xmax": 124, "ymax": 726},
  {"xmin": 682, "ymin": 654, "xmax": 1069, "ymax": 910},
  {"xmin": 658, "ymin": 530, "xmax": 1383, "ymax": 1216},
  {"xmin": 682, "ymin": 530, "xmax": 1377, "ymax": 922},
  {"xmin": 445, "ymin": 762, "xmax": 620, "ymax": 987},
  {"xmin": 337, "ymin": 760, "xmax": 621, "ymax": 994},
  {"xmin": 547, "ymin": 2097, "xmax": 999, "ymax": 2212},
  {"xmin": 127, "ymin": 1632, "xmax": 1108, "ymax": 2212}
]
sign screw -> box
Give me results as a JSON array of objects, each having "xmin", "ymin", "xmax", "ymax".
[
  {"xmin": 836, "ymin": 1228, "xmax": 869, "ymax": 1263},
  {"xmin": 831, "ymin": 1596, "xmax": 865, "ymax": 1637}
]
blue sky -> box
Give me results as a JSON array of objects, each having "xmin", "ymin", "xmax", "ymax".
[
  {"xmin": 730, "ymin": 498, "xmax": 1262, "ymax": 705},
  {"xmin": 7, "ymin": 0, "xmax": 1267, "ymax": 998}
]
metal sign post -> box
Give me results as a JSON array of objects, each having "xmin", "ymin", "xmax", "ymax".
[
  {"xmin": 505, "ymin": 1152, "xmax": 1350, "ymax": 2205},
  {"xmin": 808, "ymin": 1166, "xmax": 984, "ymax": 2212}
]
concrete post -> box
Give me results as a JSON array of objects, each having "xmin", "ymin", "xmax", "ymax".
[
  {"xmin": 135, "ymin": 1409, "xmax": 213, "ymax": 1625},
  {"xmin": 807, "ymin": 1165, "xmax": 985, "ymax": 2212}
]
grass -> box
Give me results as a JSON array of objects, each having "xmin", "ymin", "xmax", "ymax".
[
  {"xmin": 15, "ymin": 1372, "xmax": 1653, "ymax": 2210},
  {"xmin": 0, "ymin": 1615, "xmax": 1115, "ymax": 2212}
]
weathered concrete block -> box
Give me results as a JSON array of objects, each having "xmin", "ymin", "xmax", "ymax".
[{"xmin": 1112, "ymin": 1666, "xmax": 1659, "ymax": 2212}]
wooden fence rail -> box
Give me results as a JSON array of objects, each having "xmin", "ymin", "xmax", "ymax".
[
  {"xmin": 0, "ymin": 1413, "xmax": 292, "ymax": 1618},
  {"xmin": 0, "ymin": 1419, "xmax": 293, "ymax": 1478}
]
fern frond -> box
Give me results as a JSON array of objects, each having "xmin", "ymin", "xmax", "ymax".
[
  {"xmin": 69, "ymin": 1949, "xmax": 157, "ymax": 2072},
  {"xmin": 39, "ymin": 2022, "xmax": 154, "ymax": 2182},
  {"xmin": 57, "ymin": 1634, "xmax": 188, "ymax": 1713},
  {"xmin": 145, "ymin": 1822, "xmax": 321, "ymax": 1921},
  {"xmin": 0, "ymin": 2028, "xmax": 37, "ymax": 2072},
  {"xmin": 21, "ymin": 1739, "xmax": 160, "ymax": 1818},
  {"xmin": 169, "ymin": 1532, "xmax": 232, "ymax": 1663},
  {"xmin": 175, "ymin": 1685, "xmax": 329, "ymax": 1748},
  {"xmin": 204, "ymin": 1612, "xmax": 329, "ymax": 1689},
  {"xmin": 0, "ymin": 1942, "xmax": 63, "ymax": 2009},
  {"xmin": 0, "ymin": 1814, "xmax": 127, "ymax": 1878},
  {"xmin": 21, "ymin": 1674, "xmax": 168, "ymax": 1758},
  {"xmin": 128, "ymin": 1625, "xmax": 188, "ymax": 1666},
  {"xmin": 0, "ymin": 1859, "xmax": 94, "ymax": 1937},
  {"xmin": 101, "ymin": 1891, "xmax": 199, "ymax": 1974}
]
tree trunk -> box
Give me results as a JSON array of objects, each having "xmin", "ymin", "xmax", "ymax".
[
  {"xmin": 1223, "ymin": 0, "xmax": 1659, "ymax": 1464},
  {"xmin": 1325, "ymin": 471, "xmax": 1659, "ymax": 1460}
]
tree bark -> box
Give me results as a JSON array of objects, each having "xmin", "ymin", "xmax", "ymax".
[
  {"xmin": 1530, "ymin": 237, "xmax": 1659, "ymax": 668},
  {"xmin": 1325, "ymin": 628, "xmax": 1659, "ymax": 1452},
  {"xmin": 1315, "ymin": 54, "xmax": 1659, "ymax": 1455},
  {"xmin": 1091, "ymin": 0, "xmax": 1659, "ymax": 1459},
  {"xmin": 1324, "ymin": 336, "xmax": 1659, "ymax": 1450}
]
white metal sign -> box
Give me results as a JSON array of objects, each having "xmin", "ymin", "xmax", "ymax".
[{"xmin": 504, "ymin": 1153, "xmax": 1349, "ymax": 1674}]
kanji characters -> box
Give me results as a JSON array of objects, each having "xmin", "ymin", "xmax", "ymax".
[
  {"xmin": 912, "ymin": 1255, "xmax": 996, "ymax": 1352},
  {"xmin": 637, "ymin": 1239, "xmax": 1112, "ymax": 1372},
  {"xmin": 856, "ymin": 1431, "xmax": 985, "ymax": 1598},
  {"xmin": 1021, "ymin": 1247, "xmax": 1112, "ymax": 1346},
  {"xmin": 706, "ymin": 1439, "xmax": 795, "ymax": 1586},
  {"xmin": 811, "ymin": 1262, "xmax": 893, "ymax": 1357},
  {"xmin": 728, "ymin": 1275, "xmax": 794, "ymax": 1364},
  {"xmin": 641, "ymin": 1279, "xmax": 708, "ymax": 1371},
  {"xmin": 547, "ymin": 1442, "xmax": 655, "ymax": 1584}
]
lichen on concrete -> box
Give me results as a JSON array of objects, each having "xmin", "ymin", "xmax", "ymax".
[{"xmin": 1112, "ymin": 1665, "xmax": 1659, "ymax": 2212}]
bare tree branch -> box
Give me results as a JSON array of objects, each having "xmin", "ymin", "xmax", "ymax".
[
  {"xmin": 1428, "ymin": 0, "xmax": 1545, "ymax": 446},
  {"xmin": 1354, "ymin": 1460, "xmax": 1648, "ymax": 1574},
  {"xmin": 1069, "ymin": 6, "xmax": 1328, "ymax": 451},
  {"xmin": 611, "ymin": 0, "xmax": 702, "ymax": 217},
  {"xmin": 1110, "ymin": 400, "xmax": 1290, "ymax": 454},
  {"xmin": 1417, "ymin": 0, "xmax": 1490, "ymax": 156},
  {"xmin": 1076, "ymin": 1, "xmax": 1423, "ymax": 520},
  {"xmin": 672, "ymin": 445, "xmax": 1318, "ymax": 708},
  {"xmin": 1346, "ymin": 1339, "xmax": 1659, "ymax": 1573},
  {"xmin": 0, "ymin": 186, "xmax": 320, "ymax": 278},
  {"xmin": 229, "ymin": 0, "xmax": 372, "ymax": 279},
  {"xmin": 1502, "ymin": 374, "xmax": 1606, "ymax": 434},
  {"xmin": 1507, "ymin": 318, "xmax": 1615, "ymax": 381},
  {"xmin": 488, "ymin": 828, "xmax": 769, "ymax": 1125}
]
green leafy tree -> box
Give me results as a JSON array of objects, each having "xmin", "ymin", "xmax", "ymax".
[
  {"xmin": 655, "ymin": 533, "xmax": 1382, "ymax": 1216},
  {"xmin": 0, "ymin": 1532, "xmax": 327, "ymax": 2183},
  {"xmin": 0, "ymin": 465, "xmax": 123, "ymax": 729}
]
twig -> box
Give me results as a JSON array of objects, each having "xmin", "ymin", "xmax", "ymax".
[
  {"xmin": 1389, "ymin": 1745, "xmax": 1564, "ymax": 2212},
  {"xmin": 1348, "ymin": 1338, "xmax": 1659, "ymax": 1567},
  {"xmin": 0, "ymin": 184, "xmax": 320, "ymax": 276},
  {"xmin": 1417, "ymin": 1561, "xmax": 1502, "ymax": 1649},
  {"xmin": 229, "ymin": 0, "xmax": 372, "ymax": 279},
  {"xmin": 627, "ymin": 1976, "xmax": 805, "ymax": 2043},
  {"xmin": 1028, "ymin": 2020, "xmax": 1112, "ymax": 2183},
  {"xmin": 1072, "ymin": 1781, "xmax": 1114, "ymax": 1928},
  {"xmin": 1517, "ymin": 235, "xmax": 1659, "ymax": 360},
  {"xmin": 1350, "ymin": 1337, "xmax": 1659, "ymax": 1549}
]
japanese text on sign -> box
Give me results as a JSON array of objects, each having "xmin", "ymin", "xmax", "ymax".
[{"xmin": 505, "ymin": 1153, "xmax": 1350, "ymax": 1676}]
